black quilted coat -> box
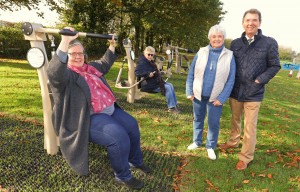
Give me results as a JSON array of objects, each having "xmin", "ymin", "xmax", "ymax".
[{"xmin": 230, "ymin": 29, "xmax": 281, "ymax": 101}]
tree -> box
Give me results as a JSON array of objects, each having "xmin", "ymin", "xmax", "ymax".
[
  {"xmin": 224, "ymin": 38, "xmax": 232, "ymax": 49},
  {"xmin": 0, "ymin": 0, "xmax": 63, "ymax": 18},
  {"xmin": 279, "ymin": 46, "xmax": 295, "ymax": 62},
  {"xmin": 60, "ymin": 0, "xmax": 117, "ymax": 55},
  {"xmin": 60, "ymin": 0, "xmax": 225, "ymax": 57},
  {"xmin": 110, "ymin": 0, "xmax": 224, "ymax": 54}
]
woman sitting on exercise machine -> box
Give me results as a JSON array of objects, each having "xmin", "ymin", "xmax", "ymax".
[
  {"xmin": 135, "ymin": 46, "xmax": 180, "ymax": 114},
  {"xmin": 47, "ymin": 27, "xmax": 151, "ymax": 190}
]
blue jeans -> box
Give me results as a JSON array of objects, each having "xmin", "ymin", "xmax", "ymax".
[
  {"xmin": 192, "ymin": 96, "xmax": 223, "ymax": 149},
  {"xmin": 89, "ymin": 107, "xmax": 143, "ymax": 181},
  {"xmin": 153, "ymin": 82, "xmax": 178, "ymax": 108}
]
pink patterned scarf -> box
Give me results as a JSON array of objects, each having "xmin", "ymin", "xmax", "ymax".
[{"xmin": 68, "ymin": 63, "xmax": 116, "ymax": 113}]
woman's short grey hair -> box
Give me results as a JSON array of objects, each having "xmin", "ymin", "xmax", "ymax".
[
  {"xmin": 68, "ymin": 39, "xmax": 87, "ymax": 61},
  {"xmin": 207, "ymin": 25, "xmax": 226, "ymax": 39},
  {"xmin": 68, "ymin": 39, "xmax": 84, "ymax": 52},
  {"xmin": 143, "ymin": 46, "xmax": 155, "ymax": 53}
]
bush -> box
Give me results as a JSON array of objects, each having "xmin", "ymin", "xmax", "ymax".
[
  {"xmin": 0, "ymin": 23, "xmax": 61, "ymax": 60},
  {"xmin": 0, "ymin": 24, "xmax": 31, "ymax": 59},
  {"xmin": 0, "ymin": 22, "xmax": 116, "ymax": 60}
]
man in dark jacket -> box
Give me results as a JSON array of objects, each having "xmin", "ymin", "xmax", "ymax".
[{"xmin": 219, "ymin": 9, "xmax": 281, "ymax": 170}]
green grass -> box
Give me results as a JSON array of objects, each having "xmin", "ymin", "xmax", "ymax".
[{"xmin": 0, "ymin": 58, "xmax": 299, "ymax": 191}]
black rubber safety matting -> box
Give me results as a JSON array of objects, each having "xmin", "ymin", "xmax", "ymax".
[{"xmin": 0, "ymin": 116, "xmax": 182, "ymax": 192}]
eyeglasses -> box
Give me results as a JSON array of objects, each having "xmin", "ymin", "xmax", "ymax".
[
  {"xmin": 68, "ymin": 52, "xmax": 84, "ymax": 57},
  {"xmin": 147, "ymin": 54, "xmax": 154, "ymax": 56}
]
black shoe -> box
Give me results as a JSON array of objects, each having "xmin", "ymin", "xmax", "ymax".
[
  {"xmin": 168, "ymin": 107, "xmax": 181, "ymax": 114},
  {"xmin": 130, "ymin": 163, "xmax": 152, "ymax": 174},
  {"xmin": 115, "ymin": 177, "xmax": 144, "ymax": 190},
  {"xmin": 176, "ymin": 105, "xmax": 182, "ymax": 111}
]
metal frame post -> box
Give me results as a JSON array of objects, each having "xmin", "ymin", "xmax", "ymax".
[
  {"xmin": 175, "ymin": 47, "xmax": 180, "ymax": 73},
  {"xmin": 22, "ymin": 22, "xmax": 59, "ymax": 155},
  {"xmin": 123, "ymin": 39, "xmax": 137, "ymax": 103}
]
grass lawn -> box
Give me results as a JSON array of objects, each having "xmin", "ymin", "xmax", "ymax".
[{"xmin": 0, "ymin": 58, "xmax": 299, "ymax": 191}]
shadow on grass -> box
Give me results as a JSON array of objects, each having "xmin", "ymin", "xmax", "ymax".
[
  {"xmin": 113, "ymin": 89, "xmax": 194, "ymax": 119},
  {"xmin": 0, "ymin": 116, "xmax": 182, "ymax": 191},
  {"xmin": 0, "ymin": 61, "xmax": 33, "ymax": 70}
]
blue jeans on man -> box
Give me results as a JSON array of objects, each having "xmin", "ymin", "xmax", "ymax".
[
  {"xmin": 89, "ymin": 107, "xmax": 143, "ymax": 181},
  {"xmin": 192, "ymin": 96, "xmax": 223, "ymax": 149}
]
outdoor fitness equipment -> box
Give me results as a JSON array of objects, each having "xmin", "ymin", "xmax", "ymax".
[
  {"xmin": 166, "ymin": 44, "xmax": 193, "ymax": 74},
  {"xmin": 114, "ymin": 41, "xmax": 171, "ymax": 98},
  {"xmin": 22, "ymin": 22, "xmax": 137, "ymax": 155},
  {"xmin": 114, "ymin": 39, "xmax": 142, "ymax": 92}
]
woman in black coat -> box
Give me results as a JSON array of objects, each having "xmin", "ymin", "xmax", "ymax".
[
  {"xmin": 47, "ymin": 27, "xmax": 151, "ymax": 190},
  {"xmin": 135, "ymin": 46, "xmax": 180, "ymax": 114}
]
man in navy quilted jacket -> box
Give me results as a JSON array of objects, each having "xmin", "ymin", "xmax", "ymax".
[{"xmin": 220, "ymin": 8, "xmax": 281, "ymax": 170}]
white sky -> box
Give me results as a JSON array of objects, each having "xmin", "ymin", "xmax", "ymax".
[
  {"xmin": 0, "ymin": 0, "xmax": 299, "ymax": 53},
  {"xmin": 220, "ymin": 0, "xmax": 300, "ymax": 53},
  {"xmin": 0, "ymin": 6, "xmax": 59, "ymax": 26}
]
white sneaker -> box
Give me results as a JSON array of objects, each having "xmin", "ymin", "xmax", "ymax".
[
  {"xmin": 207, "ymin": 148, "xmax": 216, "ymax": 160},
  {"xmin": 187, "ymin": 142, "xmax": 199, "ymax": 150}
]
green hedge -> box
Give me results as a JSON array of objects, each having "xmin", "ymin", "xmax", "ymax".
[
  {"xmin": 0, "ymin": 24, "xmax": 30, "ymax": 59},
  {"xmin": 0, "ymin": 23, "xmax": 61, "ymax": 60},
  {"xmin": 0, "ymin": 23, "xmax": 111, "ymax": 60}
]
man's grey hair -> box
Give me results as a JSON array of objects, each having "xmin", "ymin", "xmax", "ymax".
[
  {"xmin": 207, "ymin": 25, "xmax": 226, "ymax": 39},
  {"xmin": 243, "ymin": 8, "xmax": 261, "ymax": 22}
]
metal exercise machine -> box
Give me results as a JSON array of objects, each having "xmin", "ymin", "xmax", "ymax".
[
  {"xmin": 22, "ymin": 22, "xmax": 137, "ymax": 155},
  {"xmin": 166, "ymin": 44, "xmax": 193, "ymax": 73}
]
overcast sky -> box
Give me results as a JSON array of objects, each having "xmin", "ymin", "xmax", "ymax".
[
  {"xmin": 0, "ymin": 5, "xmax": 59, "ymax": 26},
  {"xmin": 219, "ymin": 0, "xmax": 300, "ymax": 53},
  {"xmin": 1, "ymin": 0, "xmax": 299, "ymax": 53}
]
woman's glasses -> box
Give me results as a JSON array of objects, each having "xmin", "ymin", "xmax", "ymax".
[
  {"xmin": 147, "ymin": 54, "xmax": 154, "ymax": 56},
  {"xmin": 68, "ymin": 52, "xmax": 84, "ymax": 57}
]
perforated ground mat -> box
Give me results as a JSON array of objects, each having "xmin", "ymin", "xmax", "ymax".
[{"xmin": 0, "ymin": 116, "xmax": 182, "ymax": 191}]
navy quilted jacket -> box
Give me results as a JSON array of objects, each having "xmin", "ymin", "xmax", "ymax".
[{"xmin": 230, "ymin": 29, "xmax": 281, "ymax": 101}]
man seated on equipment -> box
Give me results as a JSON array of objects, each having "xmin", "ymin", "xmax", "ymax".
[{"xmin": 135, "ymin": 46, "xmax": 180, "ymax": 114}]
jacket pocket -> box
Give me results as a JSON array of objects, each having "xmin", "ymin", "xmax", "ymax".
[
  {"xmin": 231, "ymin": 46, "xmax": 243, "ymax": 58},
  {"xmin": 249, "ymin": 81, "xmax": 264, "ymax": 97},
  {"xmin": 254, "ymin": 47, "xmax": 267, "ymax": 59}
]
